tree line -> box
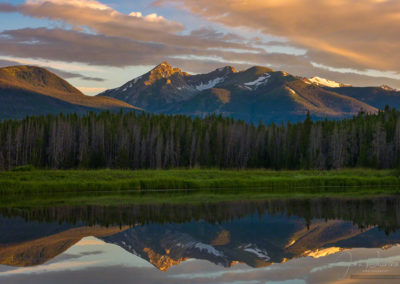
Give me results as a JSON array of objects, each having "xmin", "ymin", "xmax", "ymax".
[
  {"xmin": 2, "ymin": 197, "xmax": 399, "ymax": 233},
  {"xmin": 1, "ymin": 107, "xmax": 400, "ymax": 170}
]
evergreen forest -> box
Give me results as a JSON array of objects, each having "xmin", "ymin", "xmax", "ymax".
[{"xmin": 1, "ymin": 107, "xmax": 400, "ymax": 170}]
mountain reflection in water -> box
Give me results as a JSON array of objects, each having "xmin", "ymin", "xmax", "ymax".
[{"xmin": 1, "ymin": 196, "xmax": 400, "ymax": 283}]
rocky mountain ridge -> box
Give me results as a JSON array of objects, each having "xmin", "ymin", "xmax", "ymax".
[{"xmin": 100, "ymin": 62, "xmax": 400, "ymax": 122}]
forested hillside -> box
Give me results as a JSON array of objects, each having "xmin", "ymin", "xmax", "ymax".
[{"xmin": 1, "ymin": 108, "xmax": 400, "ymax": 170}]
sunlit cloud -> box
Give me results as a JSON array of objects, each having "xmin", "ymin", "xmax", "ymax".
[
  {"xmin": 311, "ymin": 62, "xmax": 400, "ymax": 81},
  {"xmin": 0, "ymin": 0, "xmax": 399, "ymax": 89},
  {"xmin": 156, "ymin": 0, "xmax": 400, "ymax": 75}
]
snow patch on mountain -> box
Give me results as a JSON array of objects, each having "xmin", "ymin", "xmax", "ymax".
[
  {"xmin": 122, "ymin": 82, "xmax": 135, "ymax": 92},
  {"xmin": 195, "ymin": 77, "xmax": 224, "ymax": 91},
  {"xmin": 194, "ymin": 243, "xmax": 224, "ymax": 257},
  {"xmin": 176, "ymin": 241, "xmax": 223, "ymax": 257},
  {"xmin": 133, "ymin": 76, "xmax": 142, "ymax": 84},
  {"xmin": 105, "ymin": 77, "xmax": 142, "ymax": 94},
  {"xmin": 244, "ymin": 73, "xmax": 271, "ymax": 89},
  {"xmin": 111, "ymin": 239, "xmax": 138, "ymax": 256},
  {"xmin": 239, "ymin": 85, "xmax": 252, "ymax": 91},
  {"xmin": 308, "ymin": 77, "xmax": 344, "ymax": 88},
  {"xmin": 240, "ymin": 244, "xmax": 270, "ymax": 261}
]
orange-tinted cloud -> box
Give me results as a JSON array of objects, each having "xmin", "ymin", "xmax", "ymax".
[
  {"xmin": 16, "ymin": 0, "xmax": 184, "ymax": 35},
  {"xmin": 0, "ymin": 0, "xmax": 400, "ymax": 88},
  {"xmin": 0, "ymin": 1, "xmax": 257, "ymax": 51},
  {"xmin": 156, "ymin": 0, "xmax": 400, "ymax": 72}
]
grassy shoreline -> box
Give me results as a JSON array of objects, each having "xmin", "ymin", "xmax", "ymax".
[{"xmin": 1, "ymin": 169, "xmax": 400, "ymax": 194}]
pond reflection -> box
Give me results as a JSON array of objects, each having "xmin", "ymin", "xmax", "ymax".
[{"xmin": 1, "ymin": 196, "xmax": 400, "ymax": 283}]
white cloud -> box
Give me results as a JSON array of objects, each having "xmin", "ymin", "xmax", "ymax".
[{"xmin": 128, "ymin": 11, "xmax": 166, "ymax": 23}]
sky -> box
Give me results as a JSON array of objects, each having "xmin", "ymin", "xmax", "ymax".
[{"xmin": 0, "ymin": 0, "xmax": 400, "ymax": 95}]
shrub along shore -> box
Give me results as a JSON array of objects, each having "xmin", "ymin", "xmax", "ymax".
[{"xmin": 1, "ymin": 169, "xmax": 400, "ymax": 195}]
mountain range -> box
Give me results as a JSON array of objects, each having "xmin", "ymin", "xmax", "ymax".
[
  {"xmin": 100, "ymin": 62, "xmax": 400, "ymax": 122},
  {"xmin": 1, "ymin": 214, "xmax": 399, "ymax": 271},
  {"xmin": 1, "ymin": 63, "xmax": 400, "ymax": 122}
]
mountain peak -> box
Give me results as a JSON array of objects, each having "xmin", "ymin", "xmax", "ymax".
[
  {"xmin": 2, "ymin": 65, "xmax": 59, "ymax": 83},
  {"xmin": 0, "ymin": 65, "xmax": 138, "ymax": 112},
  {"xmin": 216, "ymin": 66, "xmax": 238, "ymax": 74},
  {"xmin": 154, "ymin": 61, "xmax": 172, "ymax": 70},
  {"xmin": 152, "ymin": 61, "xmax": 184, "ymax": 74},
  {"xmin": 145, "ymin": 62, "xmax": 188, "ymax": 86},
  {"xmin": 246, "ymin": 66, "xmax": 274, "ymax": 75},
  {"xmin": 0, "ymin": 65, "xmax": 82, "ymax": 95}
]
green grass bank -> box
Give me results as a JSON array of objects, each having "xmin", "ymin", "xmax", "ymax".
[{"xmin": 1, "ymin": 168, "xmax": 400, "ymax": 195}]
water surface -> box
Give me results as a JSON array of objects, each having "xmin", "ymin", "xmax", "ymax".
[{"xmin": 1, "ymin": 196, "xmax": 400, "ymax": 283}]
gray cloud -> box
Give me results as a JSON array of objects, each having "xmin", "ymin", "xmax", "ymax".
[
  {"xmin": 1, "ymin": 26, "xmax": 400, "ymax": 89},
  {"xmin": 0, "ymin": 2, "xmax": 258, "ymax": 53},
  {"xmin": 0, "ymin": 28, "xmax": 171, "ymax": 66},
  {"xmin": 51, "ymin": 70, "xmax": 105, "ymax": 82},
  {"xmin": 0, "ymin": 27, "xmax": 301, "ymax": 68},
  {"xmin": 0, "ymin": 0, "xmax": 399, "ymax": 89}
]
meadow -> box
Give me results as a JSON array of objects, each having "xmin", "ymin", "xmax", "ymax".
[{"xmin": 1, "ymin": 168, "xmax": 400, "ymax": 196}]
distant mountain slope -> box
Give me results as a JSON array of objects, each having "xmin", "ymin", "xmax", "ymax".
[
  {"xmin": 100, "ymin": 216, "xmax": 390, "ymax": 271},
  {"xmin": 0, "ymin": 220, "xmax": 127, "ymax": 267},
  {"xmin": 325, "ymin": 86, "xmax": 400, "ymax": 110},
  {"xmin": 0, "ymin": 88, "xmax": 93, "ymax": 119},
  {"xmin": 3, "ymin": 63, "xmax": 399, "ymax": 122},
  {"xmin": 1, "ymin": 214, "xmax": 399, "ymax": 270},
  {"xmin": 172, "ymin": 68, "xmax": 377, "ymax": 122},
  {"xmin": 100, "ymin": 62, "xmax": 381, "ymax": 122},
  {"xmin": 0, "ymin": 65, "xmax": 141, "ymax": 119}
]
